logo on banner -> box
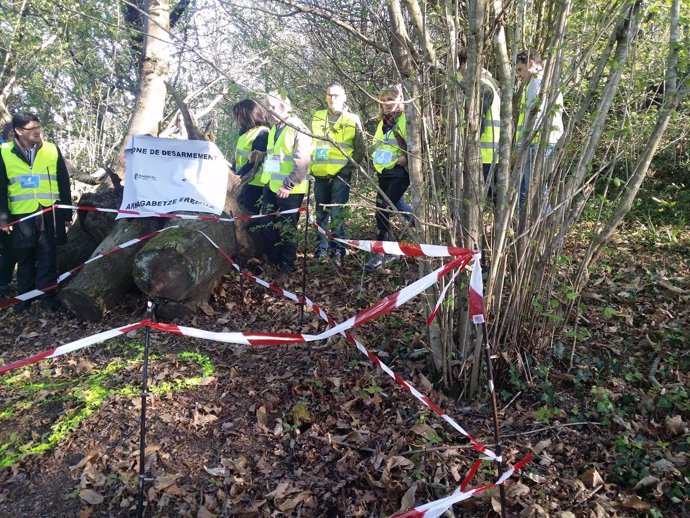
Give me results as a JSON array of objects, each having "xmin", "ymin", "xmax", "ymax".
[{"xmin": 134, "ymin": 173, "xmax": 157, "ymax": 181}]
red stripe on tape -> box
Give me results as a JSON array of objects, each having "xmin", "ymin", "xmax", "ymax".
[{"xmin": 0, "ymin": 348, "xmax": 55, "ymax": 375}]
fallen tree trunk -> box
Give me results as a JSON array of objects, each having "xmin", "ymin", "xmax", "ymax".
[
  {"xmin": 132, "ymin": 174, "xmax": 246, "ymax": 319},
  {"xmin": 59, "ymin": 217, "xmax": 164, "ymax": 321},
  {"xmin": 57, "ymin": 169, "xmax": 122, "ymax": 272}
]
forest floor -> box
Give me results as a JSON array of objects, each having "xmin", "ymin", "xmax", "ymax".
[{"xmin": 0, "ymin": 221, "xmax": 688, "ymax": 518}]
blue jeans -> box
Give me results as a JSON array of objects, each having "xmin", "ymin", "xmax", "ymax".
[
  {"xmin": 520, "ymin": 144, "xmax": 554, "ymax": 210},
  {"xmin": 314, "ymin": 171, "xmax": 351, "ymax": 254},
  {"xmin": 395, "ymin": 196, "xmax": 414, "ymax": 224}
]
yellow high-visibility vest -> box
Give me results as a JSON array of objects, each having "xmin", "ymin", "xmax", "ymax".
[
  {"xmin": 236, "ymin": 125, "xmax": 269, "ymax": 187},
  {"xmin": 371, "ymin": 112, "xmax": 407, "ymax": 174},
  {"xmin": 1, "ymin": 141, "xmax": 60, "ymax": 214},
  {"xmin": 310, "ymin": 109, "xmax": 360, "ymax": 177},
  {"xmin": 480, "ymin": 75, "xmax": 501, "ymax": 165},
  {"xmin": 266, "ymin": 120, "xmax": 308, "ymax": 194}
]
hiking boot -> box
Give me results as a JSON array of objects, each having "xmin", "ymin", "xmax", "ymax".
[{"xmin": 365, "ymin": 253, "xmax": 384, "ymax": 272}]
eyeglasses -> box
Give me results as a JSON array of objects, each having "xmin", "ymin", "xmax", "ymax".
[{"xmin": 18, "ymin": 125, "xmax": 41, "ymax": 132}]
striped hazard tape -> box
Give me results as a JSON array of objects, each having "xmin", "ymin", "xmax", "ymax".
[
  {"xmin": 0, "ymin": 322, "xmax": 145, "ymax": 375},
  {"xmin": 0, "ymin": 205, "xmax": 305, "ymax": 233},
  {"xmin": 187, "ymin": 229, "xmax": 498, "ymax": 460},
  {"xmin": 0, "ymin": 226, "xmax": 181, "ymax": 310},
  {"xmin": 310, "ymin": 216, "xmax": 473, "ymax": 258},
  {"xmin": 389, "ymin": 454, "xmax": 533, "ymax": 518}
]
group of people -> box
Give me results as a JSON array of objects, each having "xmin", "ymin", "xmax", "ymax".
[
  {"xmin": 0, "ymin": 112, "xmax": 72, "ymax": 313},
  {"xmin": 231, "ymin": 82, "xmax": 415, "ymax": 274},
  {"xmin": 233, "ymin": 83, "xmax": 411, "ymax": 273},
  {"xmin": 231, "ymin": 47, "xmax": 563, "ymax": 275},
  {"xmin": 0, "ymin": 47, "xmax": 562, "ymax": 314}
]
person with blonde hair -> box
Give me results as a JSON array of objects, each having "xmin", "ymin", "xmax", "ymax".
[
  {"xmin": 365, "ymin": 84, "xmax": 410, "ymax": 272},
  {"xmin": 260, "ymin": 91, "xmax": 312, "ymax": 274}
]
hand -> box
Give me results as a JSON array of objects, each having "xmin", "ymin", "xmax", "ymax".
[
  {"xmin": 396, "ymin": 156, "xmax": 408, "ymax": 167},
  {"xmin": 1, "ymin": 227, "xmax": 10, "ymax": 234},
  {"xmin": 277, "ymin": 186, "xmax": 291, "ymax": 199},
  {"xmin": 240, "ymin": 171, "xmax": 256, "ymax": 186},
  {"xmin": 248, "ymin": 150, "xmax": 265, "ymax": 163}
]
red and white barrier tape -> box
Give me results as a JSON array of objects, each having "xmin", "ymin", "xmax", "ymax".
[
  {"xmin": 187, "ymin": 229, "xmax": 497, "ymax": 460},
  {"xmin": 310, "ymin": 217, "xmax": 473, "ymax": 258},
  {"xmin": 0, "ymin": 205, "xmax": 305, "ymax": 232},
  {"xmin": 0, "ymin": 226, "xmax": 180, "ymax": 310},
  {"xmin": 0, "ymin": 322, "xmax": 145, "ymax": 375},
  {"xmin": 389, "ymin": 453, "xmax": 533, "ymax": 518}
]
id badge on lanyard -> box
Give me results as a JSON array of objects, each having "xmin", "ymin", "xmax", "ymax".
[
  {"xmin": 373, "ymin": 149, "xmax": 393, "ymax": 165},
  {"xmin": 314, "ymin": 147, "xmax": 330, "ymax": 162},
  {"xmin": 264, "ymin": 156, "xmax": 281, "ymax": 173},
  {"xmin": 20, "ymin": 174, "xmax": 40, "ymax": 188}
]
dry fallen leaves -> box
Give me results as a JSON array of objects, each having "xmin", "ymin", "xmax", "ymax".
[{"xmin": 78, "ymin": 489, "xmax": 104, "ymax": 505}]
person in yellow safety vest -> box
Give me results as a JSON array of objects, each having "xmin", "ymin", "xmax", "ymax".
[
  {"xmin": 310, "ymin": 83, "xmax": 365, "ymax": 265},
  {"xmin": 232, "ymin": 99, "xmax": 270, "ymax": 215},
  {"xmin": 457, "ymin": 47, "xmax": 501, "ymax": 197},
  {"xmin": 365, "ymin": 84, "xmax": 411, "ymax": 273},
  {"xmin": 0, "ymin": 123, "xmax": 16, "ymax": 297},
  {"xmin": 0, "ymin": 112, "xmax": 72, "ymax": 313},
  {"xmin": 514, "ymin": 48, "xmax": 564, "ymax": 209},
  {"xmin": 260, "ymin": 91, "xmax": 312, "ymax": 274}
]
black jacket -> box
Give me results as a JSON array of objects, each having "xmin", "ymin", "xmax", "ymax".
[{"xmin": 0, "ymin": 142, "xmax": 72, "ymax": 246}]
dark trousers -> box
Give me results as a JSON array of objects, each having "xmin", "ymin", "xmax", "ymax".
[
  {"xmin": 238, "ymin": 184, "xmax": 264, "ymax": 215},
  {"xmin": 0, "ymin": 231, "xmax": 15, "ymax": 290},
  {"xmin": 375, "ymin": 167, "xmax": 410, "ymax": 240},
  {"xmin": 15, "ymin": 231, "xmax": 58, "ymax": 303},
  {"xmin": 261, "ymin": 186, "xmax": 304, "ymax": 269},
  {"xmin": 314, "ymin": 171, "xmax": 351, "ymax": 254}
]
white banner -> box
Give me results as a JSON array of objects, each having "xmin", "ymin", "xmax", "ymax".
[{"xmin": 119, "ymin": 135, "xmax": 229, "ymax": 218}]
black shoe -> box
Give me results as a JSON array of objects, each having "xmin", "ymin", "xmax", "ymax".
[
  {"xmin": 314, "ymin": 249, "xmax": 328, "ymax": 260},
  {"xmin": 280, "ymin": 262, "xmax": 296, "ymax": 274},
  {"xmin": 13, "ymin": 301, "xmax": 30, "ymax": 314},
  {"xmin": 40, "ymin": 298, "xmax": 56, "ymax": 312}
]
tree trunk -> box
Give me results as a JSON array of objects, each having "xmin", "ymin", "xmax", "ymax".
[
  {"xmin": 132, "ymin": 175, "xmax": 249, "ymax": 318},
  {"xmin": 59, "ymin": 218, "xmax": 163, "ymax": 321}
]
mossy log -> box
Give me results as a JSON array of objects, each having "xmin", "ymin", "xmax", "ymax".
[
  {"xmin": 59, "ymin": 172, "xmax": 261, "ymax": 321},
  {"xmin": 58, "ymin": 218, "xmax": 163, "ymax": 321},
  {"xmin": 132, "ymin": 219, "xmax": 234, "ymax": 309}
]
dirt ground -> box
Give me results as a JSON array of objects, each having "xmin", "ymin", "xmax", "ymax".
[{"xmin": 0, "ymin": 236, "xmax": 688, "ymax": 517}]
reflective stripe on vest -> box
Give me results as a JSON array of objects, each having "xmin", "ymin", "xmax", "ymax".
[
  {"xmin": 480, "ymin": 76, "xmax": 501, "ymax": 164},
  {"xmin": 235, "ymin": 126, "xmax": 269, "ymax": 187},
  {"xmin": 1, "ymin": 142, "xmax": 60, "ymax": 214},
  {"xmin": 266, "ymin": 120, "xmax": 308, "ymax": 194},
  {"xmin": 371, "ymin": 112, "xmax": 407, "ymax": 174},
  {"xmin": 310, "ymin": 109, "xmax": 360, "ymax": 177}
]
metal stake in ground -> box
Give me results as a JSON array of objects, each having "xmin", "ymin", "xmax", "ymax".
[
  {"xmin": 137, "ymin": 301, "xmax": 155, "ymax": 518},
  {"xmin": 480, "ymin": 322, "xmax": 508, "ymax": 518},
  {"xmin": 299, "ymin": 176, "xmax": 312, "ymax": 326}
]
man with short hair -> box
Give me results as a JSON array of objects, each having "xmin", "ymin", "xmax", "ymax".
[
  {"xmin": 0, "ymin": 112, "xmax": 72, "ymax": 312},
  {"xmin": 514, "ymin": 49, "xmax": 564, "ymax": 208},
  {"xmin": 310, "ymin": 83, "xmax": 365, "ymax": 265}
]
